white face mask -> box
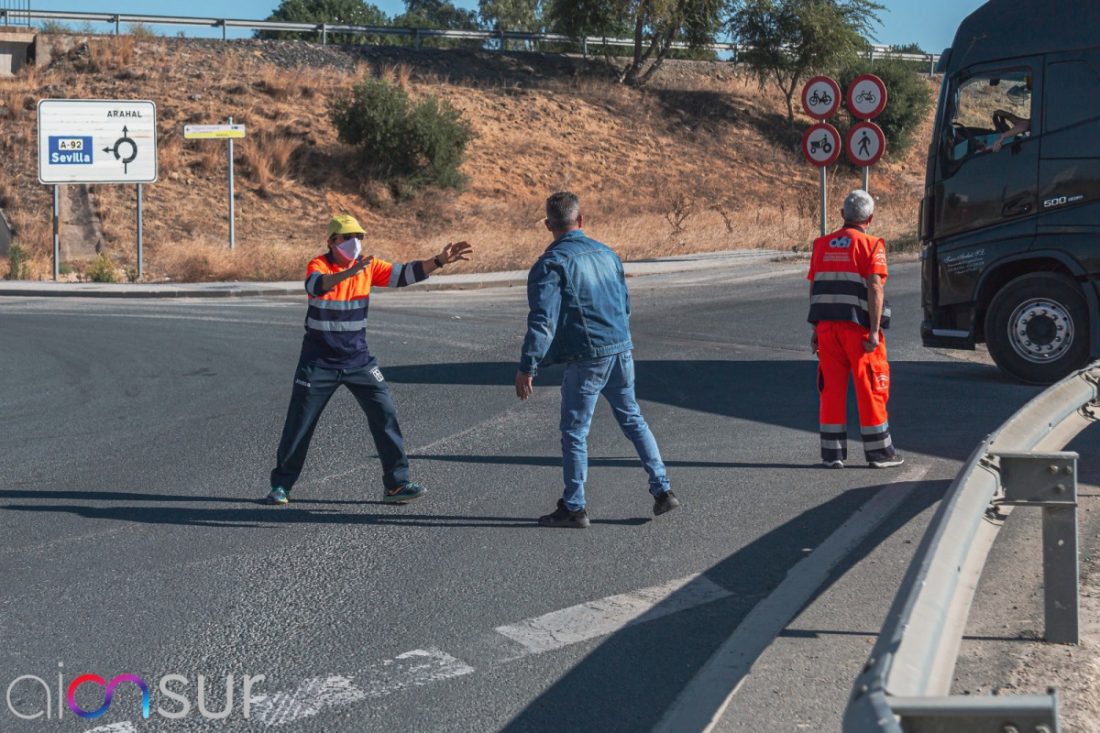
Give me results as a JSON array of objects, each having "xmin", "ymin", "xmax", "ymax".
[{"xmin": 334, "ymin": 237, "xmax": 362, "ymax": 264}]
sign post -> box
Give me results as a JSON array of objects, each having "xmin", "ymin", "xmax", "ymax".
[
  {"xmin": 801, "ymin": 76, "xmax": 842, "ymax": 237},
  {"xmin": 184, "ymin": 120, "xmax": 246, "ymax": 250},
  {"xmin": 38, "ymin": 99, "xmax": 158, "ymax": 280},
  {"xmin": 846, "ymin": 73, "xmax": 889, "ymax": 193},
  {"xmin": 802, "ymin": 122, "xmax": 843, "ymax": 236}
]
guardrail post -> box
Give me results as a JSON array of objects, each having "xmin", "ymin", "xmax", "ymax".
[
  {"xmin": 321, "ymin": 23, "xmax": 327, "ymax": 45},
  {"xmin": 993, "ymin": 451, "xmax": 1080, "ymax": 644}
]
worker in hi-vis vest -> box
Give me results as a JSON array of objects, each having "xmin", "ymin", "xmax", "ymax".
[{"xmin": 808, "ymin": 190, "xmax": 904, "ymax": 469}]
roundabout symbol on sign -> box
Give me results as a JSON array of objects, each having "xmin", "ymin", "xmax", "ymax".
[
  {"xmin": 801, "ymin": 122, "xmax": 842, "ymax": 167},
  {"xmin": 103, "ymin": 125, "xmax": 139, "ymax": 174}
]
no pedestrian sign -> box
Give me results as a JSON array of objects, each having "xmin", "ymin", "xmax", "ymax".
[
  {"xmin": 802, "ymin": 122, "xmax": 842, "ymax": 167},
  {"xmin": 38, "ymin": 99, "xmax": 158, "ymax": 184},
  {"xmin": 846, "ymin": 121, "xmax": 886, "ymax": 167}
]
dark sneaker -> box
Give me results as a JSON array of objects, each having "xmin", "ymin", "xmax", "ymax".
[
  {"xmin": 869, "ymin": 455, "xmax": 905, "ymax": 469},
  {"xmin": 262, "ymin": 486, "xmax": 290, "ymax": 505},
  {"xmin": 383, "ymin": 482, "xmax": 426, "ymax": 504},
  {"xmin": 653, "ymin": 490, "xmax": 681, "ymax": 516},
  {"xmin": 823, "ymin": 460, "xmax": 844, "ymax": 469},
  {"xmin": 538, "ymin": 499, "xmax": 590, "ymax": 528}
]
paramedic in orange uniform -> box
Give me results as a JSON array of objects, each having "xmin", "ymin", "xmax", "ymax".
[
  {"xmin": 808, "ymin": 190, "xmax": 903, "ymax": 469},
  {"xmin": 262, "ymin": 214, "xmax": 473, "ymax": 505}
]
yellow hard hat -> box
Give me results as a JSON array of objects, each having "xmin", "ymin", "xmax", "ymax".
[{"xmin": 327, "ymin": 214, "xmax": 365, "ymax": 237}]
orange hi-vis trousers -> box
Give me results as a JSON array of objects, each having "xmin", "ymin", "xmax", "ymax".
[{"xmin": 815, "ymin": 321, "xmax": 895, "ymax": 463}]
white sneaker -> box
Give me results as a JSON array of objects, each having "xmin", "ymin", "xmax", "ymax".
[
  {"xmin": 869, "ymin": 455, "xmax": 905, "ymax": 468},
  {"xmin": 823, "ymin": 460, "xmax": 844, "ymax": 469}
]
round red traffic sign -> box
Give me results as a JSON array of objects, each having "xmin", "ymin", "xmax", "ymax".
[
  {"xmin": 801, "ymin": 75, "xmax": 841, "ymax": 120},
  {"xmin": 802, "ymin": 122, "xmax": 842, "ymax": 167},
  {"xmin": 846, "ymin": 121, "xmax": 886, "ymax": 166},
  {"xmin": 847, "ymin": 74, "xmax": 888, "ymax": 120}
]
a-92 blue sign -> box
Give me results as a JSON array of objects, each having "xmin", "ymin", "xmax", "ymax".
[{"xmin": 48, "ymin": 136, "xmax": 93, "ymax": 164}]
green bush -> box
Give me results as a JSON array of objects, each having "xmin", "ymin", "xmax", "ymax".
[
  {"xmin": 836, "ymin": 59, "xmax": 934, "ymax": 159},
  {"xmin": 6, "ymin": 243, "xmax": 30, "ymax": 280},
  {"xmin": 85, "ymin": 253, "xmax": 119, "ymax": 283},
  {"xmin": 329, "ymin": 76, "xmax": 472, "ymax": 191}
]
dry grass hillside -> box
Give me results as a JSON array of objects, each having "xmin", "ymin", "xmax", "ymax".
[{"xmin": 0, "ymin": 34, "xmax": 935, "ymax": 281}]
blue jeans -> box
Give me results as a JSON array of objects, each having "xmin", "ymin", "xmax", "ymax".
[{"xmin": 559, "ymin": 351, "xmax": 670, "ymax": 510}]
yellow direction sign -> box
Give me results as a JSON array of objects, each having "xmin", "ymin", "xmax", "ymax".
[{"xmin": 184, "ymin": 124, "xmax": 246, "ymax": 139}]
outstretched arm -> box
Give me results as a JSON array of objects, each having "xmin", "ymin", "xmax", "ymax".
[{"xmin": 421, "ymin": 241, "xmax": 473, "ymax": 275}]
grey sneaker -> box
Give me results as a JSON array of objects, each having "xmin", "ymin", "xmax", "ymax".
[
  {"xmin": 869, "ymin": 455, "xmax": 905, "ymax": 469},
  {"xmin": 538, "ymin": 499, "xmax": 590, "ymax": 528},
  {"xmin": 262, "ymin": 486, "xmax": 290, "ymax": 505},
  {"xmin": 383, "ymin": 482, "xmax": 426, "ymax": 504},
  {"xmin": 653, "ymin": 490, "xmax": 681, "ymax": 516}
]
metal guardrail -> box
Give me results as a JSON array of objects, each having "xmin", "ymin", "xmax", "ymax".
[
  {"xmin": 0, "ymin": 8, "xmax": 940, "ymax": 71},
  {"xmin": 0, "ymin": 1, "xmax": 29, "ymax": 26},
  {"xmin": 844, "ymin": 363, "xmax": 1100, "ymax": 732}
]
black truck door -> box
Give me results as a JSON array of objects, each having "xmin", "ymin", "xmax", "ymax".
[{"xmin": 931, "ymin": 61, "xmax": 1042, "ymax": 308}]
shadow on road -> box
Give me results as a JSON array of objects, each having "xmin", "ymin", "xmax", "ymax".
[
  {"xmin": 382, "ymin": 358, "xmax": 1041, "ymax": 462},
  {"xmin": 498, "ymin": 478, "xmax": 948, "ymax": 732},
  {"xmin": 0, "ymin": 495, "xmax": 651, "ymax": 529}
]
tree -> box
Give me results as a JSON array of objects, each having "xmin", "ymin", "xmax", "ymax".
[
  {"xmin": 329, "ymin": 75, "xmax": 473, "ymax": 190},
  {"xmin": 479, "ymin": 0, "xmax": 543, "ymax": 38},
  {"xmin": 547, "ymin": 0, "xmax": 724, "ymax": 86},
  {"xmin": 258, "ymin": 0, "xmax": 390, "ymax": 43},
  {"xmin": 729, "ymin": 0, "xmax": 884, "ymax": 123},
  {"xmin": 392, "ymin": 0, "xmax": 483, "ymax": 48}
]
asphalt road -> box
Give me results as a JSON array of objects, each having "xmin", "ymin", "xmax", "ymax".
[{"xmin": 1, "ymin": 259, "xmax": 1096, "ymax": 732}]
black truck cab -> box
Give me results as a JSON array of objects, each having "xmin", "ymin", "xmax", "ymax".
[{"xmin": 920, "ymin": 0, "xmax": 1100, "ymax": 383}]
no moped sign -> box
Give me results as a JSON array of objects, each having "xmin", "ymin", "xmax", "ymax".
[
  {"xmin": 801, "ymin": 75, "xmax": 841, "ymax": 120},
  {"xmin": 801, "ymin": 122, "xmax": 842, "ymax": 167}
]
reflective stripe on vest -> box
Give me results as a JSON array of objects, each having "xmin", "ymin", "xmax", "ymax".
[{"xmin": 808, "ymin": 273, "xmax": 891, "ymax": 329}]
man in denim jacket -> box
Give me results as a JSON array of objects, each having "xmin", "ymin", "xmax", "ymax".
[{"xmin": 515, "ymin": 191, "xmax": 679, "ymax": 528}]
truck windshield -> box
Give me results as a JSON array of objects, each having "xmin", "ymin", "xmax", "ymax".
[{"xmin": 946, "ymin": 71, "xmax": 1032, "ymax": 162}]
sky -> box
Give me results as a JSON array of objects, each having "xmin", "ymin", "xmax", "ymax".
[{"xmin": 19, "ymin": 0, "xmax": 987, "ymax": 53}]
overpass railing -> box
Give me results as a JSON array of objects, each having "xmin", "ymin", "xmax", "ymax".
[{"xmin": 0, "ymin": 8, "xmax": 940, "ymax": 72}]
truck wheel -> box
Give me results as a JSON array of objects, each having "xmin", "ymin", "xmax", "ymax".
[{"xmin": 985, "ymin": 272, "xmax": 1090, "ymax": 384}]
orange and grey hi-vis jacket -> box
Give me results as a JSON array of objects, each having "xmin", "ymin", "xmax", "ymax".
[
  {"xmin": 806, "ymin": 226, "xmax": 891, "ymax": 330},
  {"xmin": 299, "ymin": 253, "xmax": 427, "ymax": 369}
]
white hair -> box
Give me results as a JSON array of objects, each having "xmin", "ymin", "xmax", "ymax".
[{"xmin": 843, "ymin": 189, "xmax": 875, "ymax": 223}]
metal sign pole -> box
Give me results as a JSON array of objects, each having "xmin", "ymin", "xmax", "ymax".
[
  {"xmin": 52, "ymin": 185, "xmax": 60, "ymax": 281},
  {"xmin": 819, "ymin": 167, "xmax": 827, "ymax": 237},
  {"xmin": 862, "ymin": 166, "xmax": 870, "ymax": 193},
  {"xmin": 136, "ymin": 183, "xmax": 143, "ymax": 281},
  {"xmin": 227, "ymin": 116, "xmax": 235, "ymax": 249}
]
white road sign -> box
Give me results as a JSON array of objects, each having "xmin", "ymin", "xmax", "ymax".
[
  {"xmin": 38, "ymin": 99, "xmax": 158, "ymax": 184},
  {"xmin": 184, "ymin": 124, "xmax": 247, "ymax": 139}
]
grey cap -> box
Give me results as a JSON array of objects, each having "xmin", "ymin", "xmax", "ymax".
[{"xmin": 843, "ymin": 189, "xmax": 875, "ymax": 223}]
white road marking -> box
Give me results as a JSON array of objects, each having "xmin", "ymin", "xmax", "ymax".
[
  {"xmin": 653, "ymin": 465, "xmax": 930, "ymax": 733},
  {"xmin": 82, "ymin": 468, "xmax": 926, "ymax": 732},
  {"xmin": 248, "ymin": 648, "xmax": 475, "ymax": 727},
  {"xmin": 495, "ymin": 574, "xmax": 731, "ymax": 655}
]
